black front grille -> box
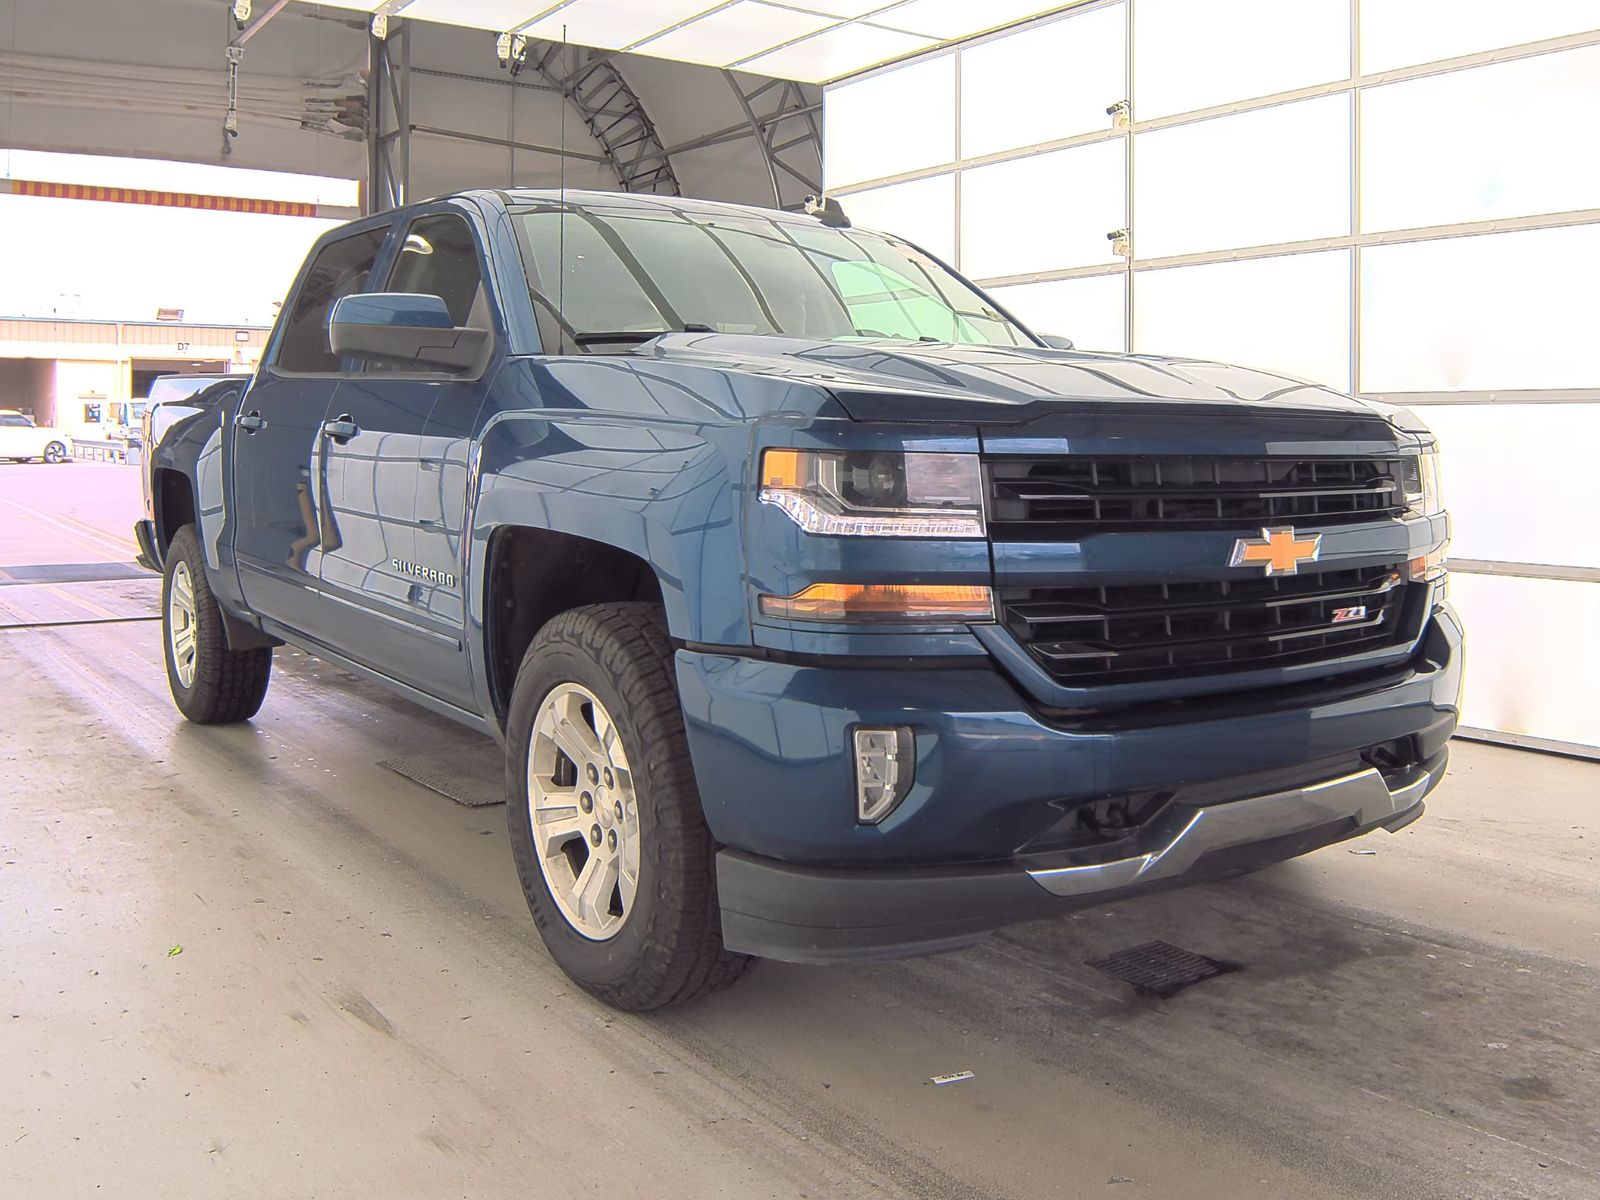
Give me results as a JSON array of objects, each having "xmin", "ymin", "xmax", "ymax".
[
  {"xmin": 999, "ymin": 564, "xmax": 1419, "ymax": 686},
  {"xmin": 987, "ymin": 456, "xmax": 1410, "ymax": 537}
]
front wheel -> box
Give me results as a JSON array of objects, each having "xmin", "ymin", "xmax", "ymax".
[
  {"xmin": 161, "ymin": 525, "xmax": 272, "ymax": 723},
  {"xmin": 42, "ymin": 441, "xmax": 67, "ymax": 464},
  {"xmin": 506, "ymin": 602, "xmax": 754, "ymax": 1010}
]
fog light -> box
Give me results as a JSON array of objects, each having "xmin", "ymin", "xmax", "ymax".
[{"xmin": 854, "ymin": 727, "xmax": 913, "ymax": 825}]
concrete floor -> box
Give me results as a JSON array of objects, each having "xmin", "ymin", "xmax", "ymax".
[{"xmin": 2, "ymin": 463, "xmax": 1597, "ymax": 1199}]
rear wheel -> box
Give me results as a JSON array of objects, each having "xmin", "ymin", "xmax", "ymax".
[
  {"xmin": 161, "ymin": 525, "xmax": 272, "ymax": 723},
  {"xmin": 506, "ymin": 602, "xmax": 754, "ymax": 1010},
  {"xmin": 42, "ymin": 441, "xmax": 67, "ymax": 464}
]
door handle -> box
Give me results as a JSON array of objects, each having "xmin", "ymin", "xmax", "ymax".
[
  {"xmin": 321, "ymin": 415, "xmax": 360, "ymax": 443},
  {"xmin": 236, "ymin": 410, "xmax": 267, "ymax": 432}
]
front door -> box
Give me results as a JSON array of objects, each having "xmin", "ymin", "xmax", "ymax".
[
  {"xmin": 315, "ymin": 208, "xmax": 496, "ymax": 704},
  {"xmin": 232, "ymin": 223, "xmax": 389, "ymax": 635}
]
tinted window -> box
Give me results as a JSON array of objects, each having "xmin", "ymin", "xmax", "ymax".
[
  {"xmin": 275, "ymin": 226, "xmax": 389, "ymax": 373},
  {"xmin": 0, "ymin": 413, "xmax": 33, "ymax": 427},
  {"xmin": 384, "ymin": 214, "xmax": 486, "ymax": 326},
  {"xmin": 521, "ymin": 210, "xmax": 665, "ymax": 336},
  {"xmin": 606, "ymin": 210, "xmax": 773, "ymax": 334},
  {"xmin": 832, "ymin": 260, "xmax": 972, "ymax": 342},
  {"xmin": 515, "ymin": 204, "xmax": 1031, "ymax": 351}
]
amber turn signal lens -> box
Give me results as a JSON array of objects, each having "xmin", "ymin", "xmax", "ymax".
[
  {"xmin": 760, "ymin": 448, "xmax": 806, "ymax": 490},
  {"xmin": 760, "ymin": 583, "xmax": 994, "ymax": 623},
  {"xmin": 1407, "ymin": 546, "xmax": 1448, "ymax": 583}
]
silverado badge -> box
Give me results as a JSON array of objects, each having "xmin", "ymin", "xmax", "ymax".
[
  {"xmin": 1228, "ymin": 527, "xmax": 1322, "ymax": 576},
  {"xmin": 392, "ymin": 557, "xmax": 457, "ymax": 588}
]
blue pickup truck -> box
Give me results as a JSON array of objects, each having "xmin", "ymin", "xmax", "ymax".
[{"xmin": 137, "ymin": 189, "xmax": 1460, "ymax": 1010}]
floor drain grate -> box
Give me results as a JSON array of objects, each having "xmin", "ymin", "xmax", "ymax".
[
  {"xmin": 1088, "ymin": 940, "xmax": 1240, "ymax": 998},
  {"xmin": 0, "ymin": 561, "xmax": 149, "ymax": 585},
  {"xmin": 380, "ymin": 747, "xmax": 505, "ymax": 808}
]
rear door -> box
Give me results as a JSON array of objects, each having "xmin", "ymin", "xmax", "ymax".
[
  {"xmin": 315, "ymin": 204, "xmax": 497, "ymax": 704},
  {"xmin": 232, "ymin": 222, "xmax": 389, "ymax": 635}
]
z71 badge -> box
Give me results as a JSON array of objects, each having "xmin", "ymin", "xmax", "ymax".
[{"xmin": 392, "ymin": 558, "xmax": 456, "ymax": 588}]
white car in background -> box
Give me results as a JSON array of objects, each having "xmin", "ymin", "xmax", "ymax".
[{"xmin": 0, "ymin": 410, "xmax": 73, "ymax": 464}]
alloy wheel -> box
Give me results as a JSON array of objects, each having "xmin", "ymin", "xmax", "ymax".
[
  {"xmin": 168, "ymin": 560, "xmax": 199, "ymax": 689},
  {"xmin": 527, "ymin": 682, "xmax": 641, "ymax": 940}
]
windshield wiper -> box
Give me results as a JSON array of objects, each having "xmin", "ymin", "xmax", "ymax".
[
  {"xmin": 573, "ymin": 323, "xmax": 716, "ymax": 347},
  {"xmin": 573, "ymin": 330, "xmax": 670, "ymax": 346}
]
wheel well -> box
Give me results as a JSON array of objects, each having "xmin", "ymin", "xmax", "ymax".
[
  {"xmin": 486, "ymin": 526, "xmax": 665, "ymax": 722},
  {"xmin": 154, "ymin": 468, "xmax": 196, "ymax": 550}
]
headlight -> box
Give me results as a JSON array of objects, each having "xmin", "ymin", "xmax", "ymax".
[
  {"xmin": 1401, "ymin": 450, "xmax": 1443, "ymax": 517},
  {"xmin": 759, "ymin": 449, "xmax": 985, "ymax": 537}
]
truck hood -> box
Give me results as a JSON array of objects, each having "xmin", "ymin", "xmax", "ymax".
[{"xmin": 637, "ymin": 333, "xmax": 1382, "ymax": 424}]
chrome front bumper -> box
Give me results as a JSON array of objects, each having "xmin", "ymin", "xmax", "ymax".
[{"xmin": 1027, "ymin": 760, "xmax": 1438, "ymax": 898}]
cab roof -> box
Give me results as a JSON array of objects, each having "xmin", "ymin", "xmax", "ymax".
[{"xmin": 494, "ymin": 188, "xmax": 831, "ymax": 228}]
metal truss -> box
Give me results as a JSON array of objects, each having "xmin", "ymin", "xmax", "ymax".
[
  {"xmin": 365, "ymin": 23, "xmax": 412, "ymax": 214},
  {"xmin": 721, "ymin": 74, "xmax": 822, "ymax": 210},
  {"xmin": 356, "ymin": 26, "xmax": 821, "ymax": 210},
  {"xmin": 528, "ymin": 43, "xmax": 681, "ymax": 196}
]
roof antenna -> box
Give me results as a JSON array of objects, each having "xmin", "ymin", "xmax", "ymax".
[{"xmin": 558, "ymin": 24, "xmax": 567, "ymax": 341}]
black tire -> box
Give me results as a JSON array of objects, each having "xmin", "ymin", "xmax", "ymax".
[
  {"xmin": 43, "ymin": 441, "xmax": 68, "ymax": 464},
  {"xmin": 506, "ymin": 602, "xmax": 755, "ymax": 1010},
  {"xmin": 161, "ymin": 524, "xmax": 272, "ymax": 724}
]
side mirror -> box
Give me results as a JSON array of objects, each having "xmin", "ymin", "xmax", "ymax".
[
  {"xmin": 1038, "ymin": 333, "xmax": 1075, "ymax": 350},
  {"xmin": 328, "ymin": 293, "xmax": 488, "ymax": 372}
]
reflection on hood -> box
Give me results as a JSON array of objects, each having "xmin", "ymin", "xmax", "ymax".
[{"xmin": 636, "ymin": 332, "xmax": 1375, "ymax": 420}]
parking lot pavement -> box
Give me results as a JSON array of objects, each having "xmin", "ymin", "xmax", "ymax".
[
  {"xmin": 3, "ymin": 467, "xmax": 1597, "ymax": 1199},
  {"xmin": 0, "ymin": 460, "xmax": 141, "ymax": 568}
]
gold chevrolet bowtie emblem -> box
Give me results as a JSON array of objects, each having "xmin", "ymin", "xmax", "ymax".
[{"xmin": 1229, "ymin": 527, "xmax": 1322, "ymax": 576}]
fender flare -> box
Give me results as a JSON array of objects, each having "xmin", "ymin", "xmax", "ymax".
[{"xmin": 467, "ymin": 410, "xmax": 751, "ymax": 647}]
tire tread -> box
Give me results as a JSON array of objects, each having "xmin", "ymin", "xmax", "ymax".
[
  {"xmin": 164, "ymin": 525, "xmax": 271, "ymax": 724},
  {"xmin": 508, "ymin": 602, "xmax": 754, "ymax": 1010}
]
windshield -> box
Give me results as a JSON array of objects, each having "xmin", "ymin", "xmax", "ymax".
[{"xmin": 515, "ymin": 203, "xmax": 1033, "ymax": 351}]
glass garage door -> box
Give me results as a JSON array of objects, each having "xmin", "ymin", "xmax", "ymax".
[{"xmin": 823, "ymin": 0, "xmax": 1600, "ymax": 754}]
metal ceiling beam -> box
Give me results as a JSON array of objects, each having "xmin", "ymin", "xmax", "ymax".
[
  {"xmin": 658, "ymin": 101, "xmax": 821, "ymax": 158},
  {"xmin": 364, "ymin": 22, "xmax": 410, "ymax": 213},
  {"xmin": 721, "ymin": 72, "xmax": 823, "ymax": 210},
  {"xmin": 408, "ymin": 124, "xmax": 609, "ymax": 164}
]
